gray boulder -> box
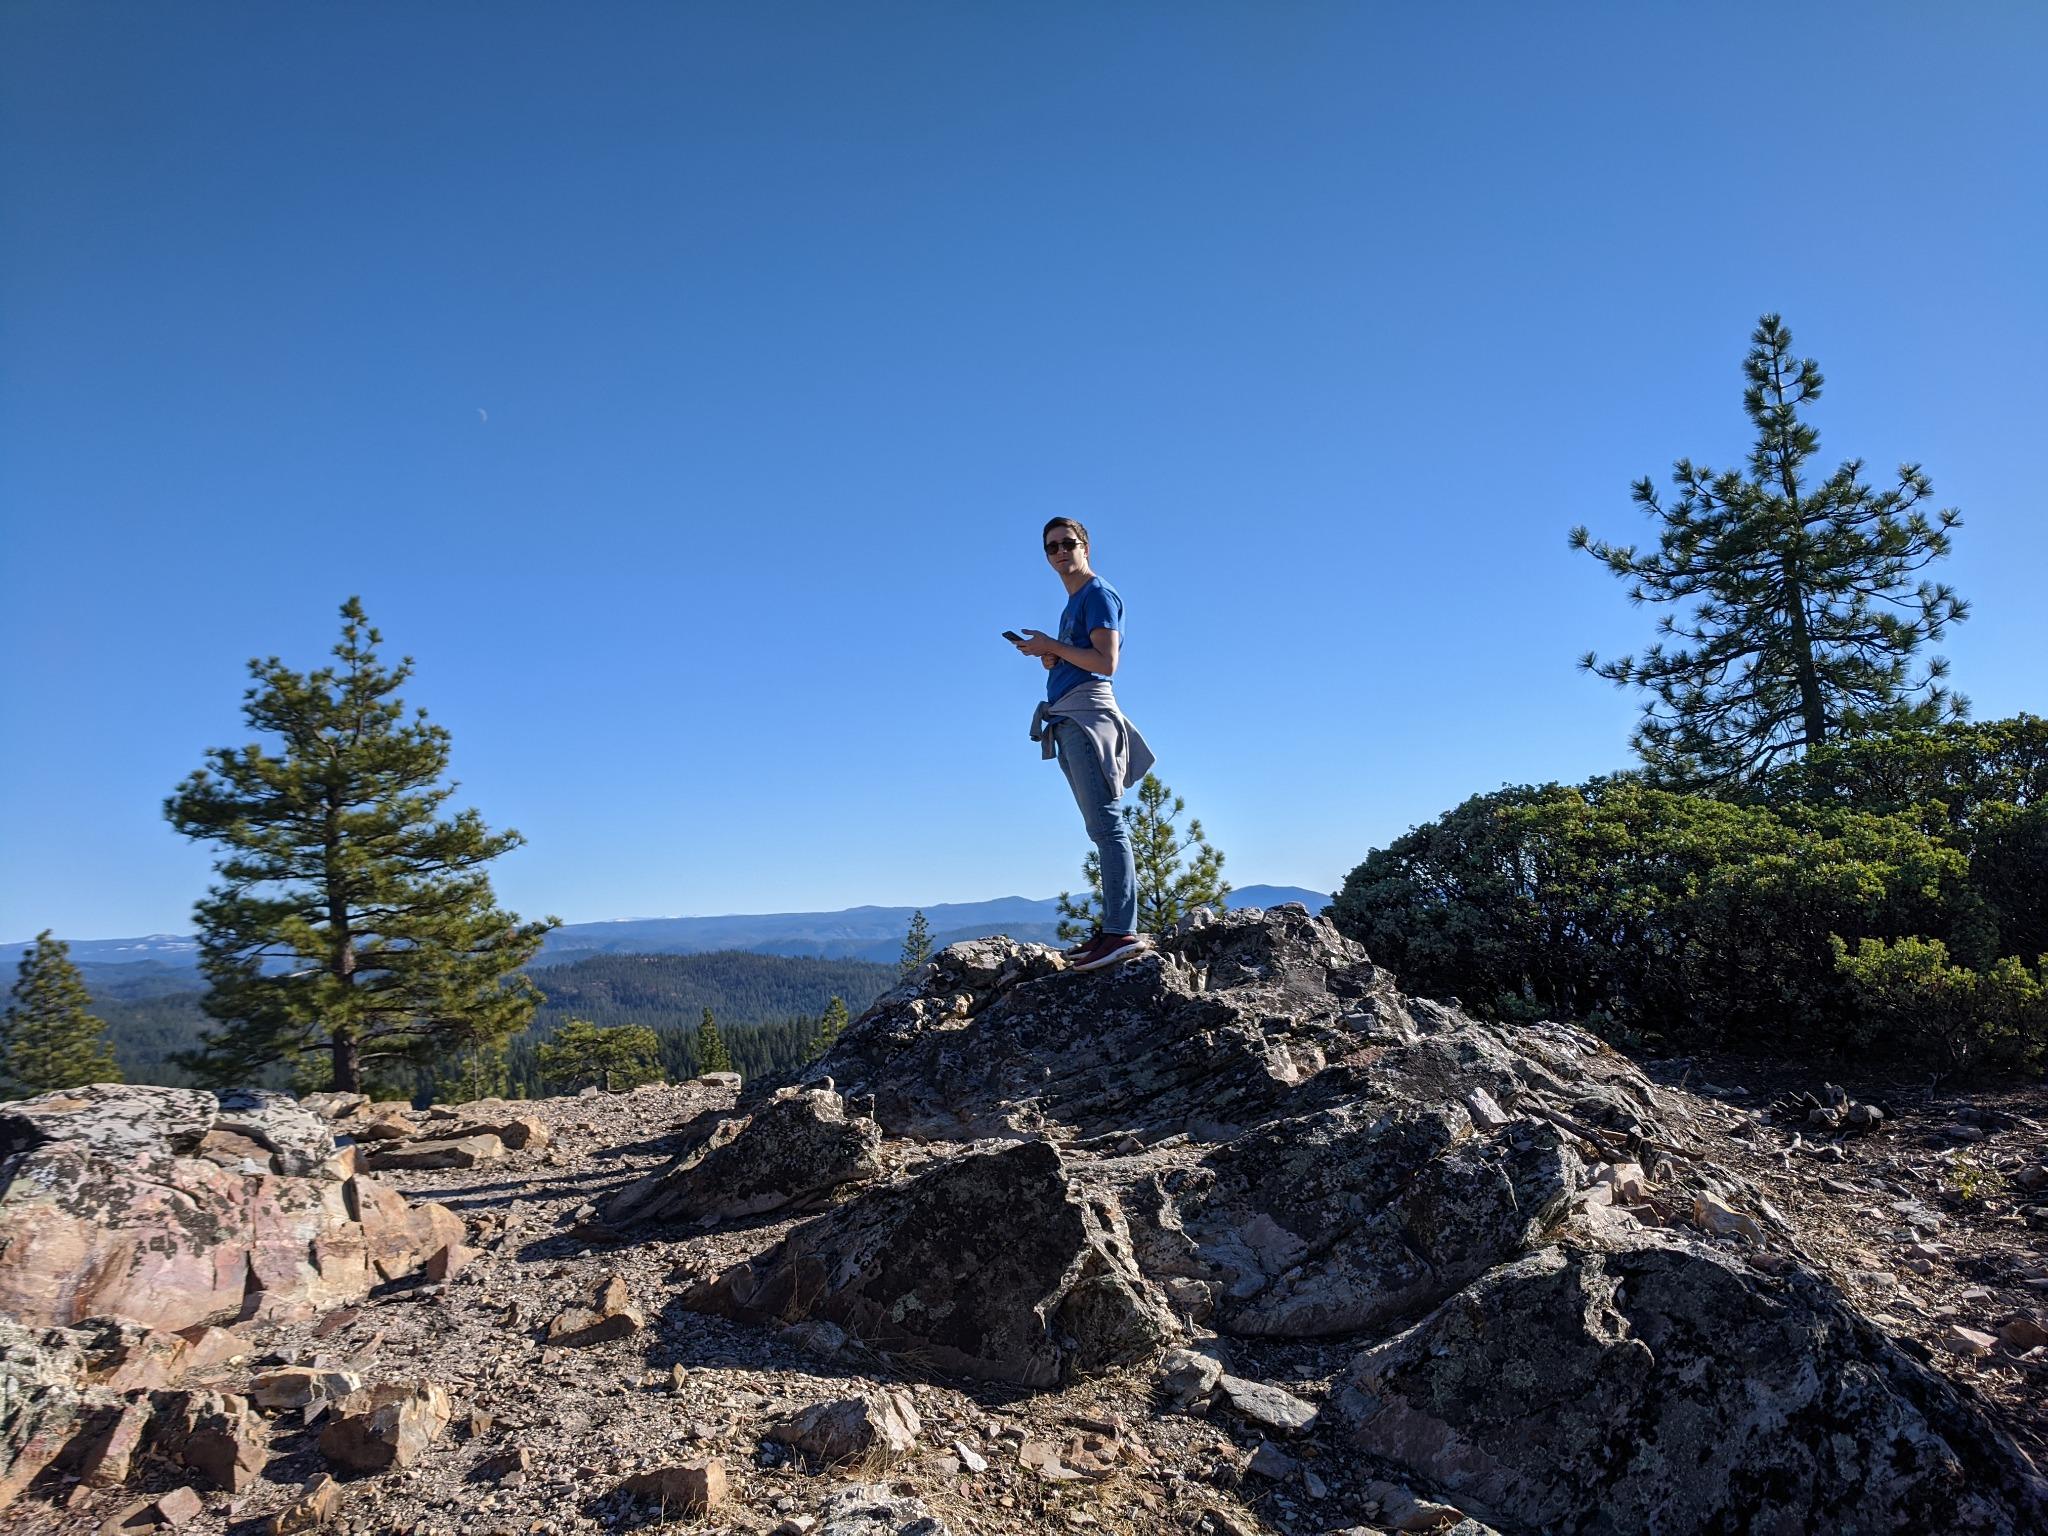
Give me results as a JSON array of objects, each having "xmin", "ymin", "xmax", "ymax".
[
  {"xmin": 1331, "ymin": 1240, "xmax": 2048, "ymax": 1534},
  {"xmin": 684, "ymin": 1139, "xmax": 1174, "ymax": 1387},
  {"xmin": 603, "ymin": 1088, "xmax": 882, "ymax": 1226}
]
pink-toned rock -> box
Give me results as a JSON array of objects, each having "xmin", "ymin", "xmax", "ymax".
[
  {"xmin": 71, "ymin": 1397, "xmax": 154, "ymax": 1486},
  {"xmin": 619, "ymin": 1460, "xmax": 727, "ymax": 1515},
  {"xmin": 76, "ymin": 1319, "xmax": 192, "ymax": 1392},
  {"xmin": 174, "ymin": 1325, "xmax": 247, "ymax": 1372},
  {"xmin": 350, "ymin": 1175, "xmax": 465, "ymax": 1282},
  {"xmin": 161, "ymin": 1391, "xmax": 268, "ymax": 1492},
  {"xmin": 0, "ymin": 1086, "xmax": 465, "ymax": 1331},
  {"xmin": 317, "ymin": 1382, "xmax": 452, "ymax": 1472},
  {"xmin": 266, "ymin": 1473, "xmax": 341, "ymax": 1534},
  {"xmin": 424, "ymin": 1243, "xmax": 480, "ymax": 1283},
  {"xmin": 151, "ymin": 1486, "xmax": 204, "ymax": 1528},
  {"xmin": 362, "ymin": 1133, "xmax": 505, "ymax": 1171}
]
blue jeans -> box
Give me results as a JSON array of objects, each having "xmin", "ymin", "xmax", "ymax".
[{"xmin": 1054, "ymin": 719, "xmax": 1137, "ymax": 935}]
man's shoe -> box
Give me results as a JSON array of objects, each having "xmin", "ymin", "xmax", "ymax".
[
  {"xmin": 1071, "ymin": 933, "xmax": 1150, "ymax": 972},
  {"xmin": 1063, "ymin": 931, "xmax": 1103, "ymax": 962}
]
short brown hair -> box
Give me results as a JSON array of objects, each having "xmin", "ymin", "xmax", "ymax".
[{"xmin": 1042, "ymin": 517, "xmax": 1089, "ymax": 546}]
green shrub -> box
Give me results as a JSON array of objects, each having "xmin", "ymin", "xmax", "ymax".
[
  {"xmin": 1757, "ymin": 715, "xmax": 2048, "ymax": 970},
  {"xmin": 1331, "ymin": 778, "xmax": 1966, "ymax": 1053},
  {"xmin": 1832, "ymin": 935, "xmax": 2047, "ymax": 1073}
]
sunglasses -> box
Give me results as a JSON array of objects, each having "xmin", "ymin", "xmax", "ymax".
[{"xmin": 1044, "ymin": 538, "xmax": 1083, "ymax": 554}]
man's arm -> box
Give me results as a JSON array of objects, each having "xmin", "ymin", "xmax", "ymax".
[{"xmin": 1018, "ymin": 626, "xmax": 1119, "ymax": 677}]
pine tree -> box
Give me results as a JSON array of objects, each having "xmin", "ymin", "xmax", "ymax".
[
  {"xmin": 165, "ymin": 598, "xmax": 556, "ymax": 1094},
  {"xmin": 1056, "ymin": 774, "xmax": 1230, "ymax": 940},
  {"xmin": 1572, "ymin": 314, "xmax": 1968, "ymax": 786},
  {"xmin": 897, "ymin": 910, "xmax": 933, "ymax": 981},
  {"xmin": 0, "ymin": 932, "xmax": 121, "ymax": 1096},
  {"xmin": 808, "ymin": 995, "xmax": 850, "ymax": 1062},
  {"xmin": 536, "ymin": 1019, "xmax": 664, "ymax": 1093},
  {"xmin": 440, "ymin": 1031, "xmax": 512, "ymax": 1105},
  {"xmin": 695, "ymin": 1007, "xmax": 734, "ymax": 1075}
]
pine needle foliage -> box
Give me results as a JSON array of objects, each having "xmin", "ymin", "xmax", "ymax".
[
  {"xmin": 1572, "ymin": 314, "xmax": 1968, "ymax": 787},
  {"xmin": 1057, "ymin": 774, "xmax": 1230, "ymax": 940},
  {"xmin": 808, "ymin": 995, "xmax": 850, "ymax": 1062},
  {"xmin": 1, "ymin": 932, "xmax": 121, "ymax": 1096},
  {"xmin": 164, "ymin": 598, "xmax": 556, "ymax": 1093},
  {"xmin": 536, "ymin": 1018, "xmax": 663, "ymax": 1093},
  {"xmin": 695, "ymin": 1007, "xmax": 734, "ymax": 1074},
  {"xmin": 897, "ymin": 911, "xmax": 933, "ymax": 981}
]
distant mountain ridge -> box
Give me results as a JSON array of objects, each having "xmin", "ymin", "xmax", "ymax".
[{"xmin": 2, "ymin": 885, "xmax": 1332, "ymax": 976}]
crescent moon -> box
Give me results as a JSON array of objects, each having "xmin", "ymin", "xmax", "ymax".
[{"xmin": 478, "ymin": 408, "xmax": 489, "ymax": 424}]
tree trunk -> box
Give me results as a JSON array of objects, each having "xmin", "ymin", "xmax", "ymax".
[
  {"xmin": 1783, "ymin": 554, "xmax": 1828, "ymax": 749},
  {"xmin": 332, "ymin": 1029, "xmax": 361, "ymax": 1095}
]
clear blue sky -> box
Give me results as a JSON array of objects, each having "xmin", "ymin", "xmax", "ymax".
[{"xmin": 3, "ymin": 2, "xmax": 2043, "ymax": 941}]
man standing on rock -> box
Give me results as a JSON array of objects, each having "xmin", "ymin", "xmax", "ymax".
[{"xmin": 1015, "ymin": 518, "xmax": 1155, "ymax": 972}]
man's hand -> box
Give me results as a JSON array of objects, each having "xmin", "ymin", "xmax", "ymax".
[
  {"xmin": 1016, "ymin": 629, "xmax": 1060, "ymax": 659},
  {"xmin": 1018, "ymin": 627, "xmax": 1119, "ymax": 677}
]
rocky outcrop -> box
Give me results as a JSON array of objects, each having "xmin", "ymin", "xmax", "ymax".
[
  {"xmin": 742, "ymin": 908, "xmax": 2048, "ymax": 1532},
  {"xmin": 0, "ymin": 1084, "xmax": 464, "ymax": 1331},
  {"xmin": 1332, "ymin": 1239, "xmax": 2043, "ymax": 1534},
  {"xmin": 603, "ymin": 1086, "xmax": 883, "ymax": 1227},
  {"xmin": 685, "ymin": 1139, "xmax": 1175, "ymax": 1387}
]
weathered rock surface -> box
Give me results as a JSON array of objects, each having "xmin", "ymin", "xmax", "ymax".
[
  {"xmin": 759, "ymin": 907, "xmax": 2048, "ymax": 1532},
  {"xmin": 361, "ymin": 1132, "xmax": 506, "ymax": 1171},
  {"xmin": 317, "ymin": 1381, "xmax": 452, "ymax": 1472},
  {"xmin": 0, "ymin": 1084, "xmax": 464, "ymax": 1331},
  {"xmin": 685, "ymin": 1138, "xmax": 1175, "ymax": 1387},
  {"xmin": 158, "ymin": 1390, "xmax": 270, "ymax": 1491},
  {"xmin": 618, "ymin": 1459, "xmax": 727, "ymax": 1515},
  {"xmin": 1332, "ymin": 1238, "xmax": 2044, "ymax": 1533},
  {"xmin": 0, "ymin": 1321, "xmax": 104, "ymax": 1509},
  {"xmin": 813, "ymin": 1482, "xmax": 953, "ymax": 1536},
  {"xmin": 768, "ymin": 1389, "xmax": 922, "ymax": 1464},
  {"xmin": 5, "ymin": 913, "xmax": 2044, "ymax": 1536},
  {"xmin": 543, "ymin": 1273, "xmax": 645, "ymax": 1347},
  {"xmin": 604, "ymin": 1086, "xmax": 883, "ymax": 1226}
]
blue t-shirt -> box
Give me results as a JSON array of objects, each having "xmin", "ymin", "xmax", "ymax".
[{"xmin": 1046, "ymin": 576, "xmax": 1124, "ymax": 704}]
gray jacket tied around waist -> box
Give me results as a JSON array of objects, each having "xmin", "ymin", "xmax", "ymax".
[{"xmin": 1029, "ymin": 680, "xmax": 1156, "ymax": 800}]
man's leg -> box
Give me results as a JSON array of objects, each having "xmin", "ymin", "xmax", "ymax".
[{"xmin": 1055, "ymin": 721, "xmax": 1139, "ymax": 939}]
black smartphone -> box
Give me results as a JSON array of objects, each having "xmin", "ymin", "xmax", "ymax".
[{"xmin": 1001, "ymin": 630, "xmax": 1027, "ymax": 644}]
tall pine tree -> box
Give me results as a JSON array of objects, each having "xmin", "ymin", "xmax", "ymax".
[
  {"xmin": 165, "ymin": 599, "xmax": 556, "ymax": 1093},
  {"xmin": 897, "ymin": 910, "xmax": 933, "ymax": 980},
  {"xmin": 695, "ymin": 1007, "xmax": 734, "ymax": 1075},
  {"xmin": 1572, "ymin": 314, "xmax": 1968, "ymax": 786},
  {"xmin": 0, "ymin": 932, "xmax": 121, "ymax": 1096},
  {"xmin": 1057, "ymin": 774, "xmax": 1230, "ymax": 940}
]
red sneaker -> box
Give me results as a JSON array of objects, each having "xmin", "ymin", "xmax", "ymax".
[{"xmin": 1071, "ymin": 933, "xmax": 1150, "ymax": 972}]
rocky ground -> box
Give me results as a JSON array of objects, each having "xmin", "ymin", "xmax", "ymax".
[
  {"xmin": 1633, "ymin": 1055, "xmax": 2048, "ymax": 1471},
  {"xmin": 4, "ymin": 909, "xmax": 2044, "ymax": 1536}
]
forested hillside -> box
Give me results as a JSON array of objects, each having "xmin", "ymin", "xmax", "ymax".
[{"xmin": 86, "ymin": 950, "xmax": 896, "ymax": 1095}]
